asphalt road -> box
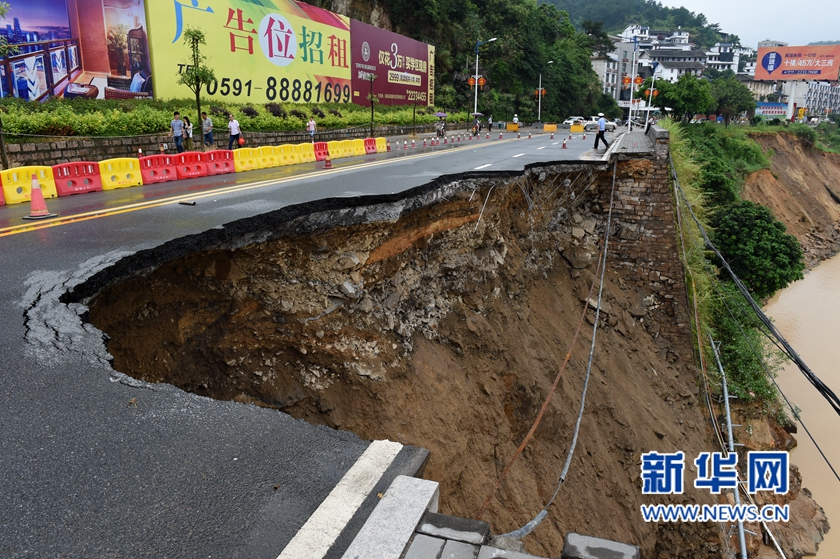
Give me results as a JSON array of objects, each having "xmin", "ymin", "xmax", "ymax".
[{"xmin": 0, "ymin": 128, "xmax": 618, "ymax": 558}]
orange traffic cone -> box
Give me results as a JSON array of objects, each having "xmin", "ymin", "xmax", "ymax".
[
  {"xmin": 411, "ymin": 139, "xmax": 416, "ymax": 148},
  {"xmin": 443, "ymin": 137, "xmax": 447, "ymax": 144},
  {"xmin": 423, "ymin": 138, "xmax": 427, "ymax": 147},
  {"xmin": 486, "ymin": 132, "xmax": 490, "ymax": 139},
  {"xmin": 324, "ymin": 158, "xmax": 332, "ymax": 169},
  {"xmin": 23, "ymin": 174, "xmax": 57, "ymax": 220},
  {"xmin": 403, "ymin": 140, "xmax": 408, "ymax": 149},
  {"xmin": 517, "ymin": 131, "xmax": 521, "ymax": 139},
  {"xmin": 569, "ymin": 132, "xmax": 572, "ymax": 139},
  {"xmin": 550, "ymin": 132, "xmax": 554, "ymax": 139},
  {"xmin": 583, "ymin": 133, "xmax": 586, "ymax": 140},
  {"xmin": 499, "ymin": 132, "xmax": 503, "ymax": 139},
  {"xmin": 562, "ymin": 139, "xmax": 567, "ymax": 149},
  {"xmin": 528, "ymin": 131, "xmax": 532, "ymax": 139},
  {"xmin": 387, "ymin": 140, "xmax": 391, "ymax": 152}
]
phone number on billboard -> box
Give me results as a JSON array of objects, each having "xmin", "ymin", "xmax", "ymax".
[{"xmin": 205, "ymin": 77, "xmax": 352, "ymax": 103}]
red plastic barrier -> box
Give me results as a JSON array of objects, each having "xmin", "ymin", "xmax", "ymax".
[
  {"xmin": 175, "ymin": 151, "xmax": 209, "ymax": 179},
  {"xmin": 205, "ymin": 150, "xmax": 235, "ymax": 175},
  {"xmin": 52, "ymin": 162, "xmax": 104, "ymax": 196},
  {"xmin": 313, "ymin": 141, "xmax": 330, "ymax": 162},
  {"xmin": 363, "ymin": 138, "xmax": 377, "ymax": 155},
  {"xmin": 139, "ymin": 154, "xmax": 178, "ymax": 184}
]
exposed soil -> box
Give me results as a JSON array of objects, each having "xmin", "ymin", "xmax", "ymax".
[
  {"xmin": 743, "ymin": 133, "xmax": 840, "ymax": 267},
  {"xmin": 82, "ymin": 148, "xmax": 834, "ymax": 558}
]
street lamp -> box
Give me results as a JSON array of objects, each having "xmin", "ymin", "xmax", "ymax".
[
  {"xmin": 473, "ymin": 37, "xmax": 497, "ymax": 116},
  {"xmin": 538, "ymin": 60, "xmax": 553, "ymax": 123}
]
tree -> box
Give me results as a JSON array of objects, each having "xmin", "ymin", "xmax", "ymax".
[
  {"xmin": 711, "ymin": 75, "xmax": 755, "ymax": 126},
  {"xmin": 710, "ymin": 200, "xmax": 805, "ymax": 299},
  {"xmin": 650, "ymin": 74, "xmax": 715, "ymax": 121},
  {"xmin": 581, "ymin": 19, "xmax": 613, "ymax": 59},
  {"xmin": 176, "ymin": 28, "xmax": 216, "ymax": 132}
]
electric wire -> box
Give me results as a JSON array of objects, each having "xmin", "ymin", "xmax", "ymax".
[
  {"xmin": 494, "ymin": 159, "xmax": 619, "ymax": 539},
  {"xmin": 669, "ymin": 154, "xmax": 840, "ymax": 419}
]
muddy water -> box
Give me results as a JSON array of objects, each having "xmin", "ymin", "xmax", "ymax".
[{"xmin": 766, "ymin": 253, "xmax": 840, "ymax": 556}]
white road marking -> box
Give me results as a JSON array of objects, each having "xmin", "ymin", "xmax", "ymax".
[
  {"xmin": 552, "ymin": 142, "xmax": 559, "ymax": 145},
  {"xmin": 277, "ymin": 440, "xmax": 403, "ymax": 559},
  {"xmin": 474, "ymin": 164, "xmax": 492, "ymax": 169},
  {"xmin": 537, "ymin": 146, "xmax": 546, "ymax": 150},
  {"xmin": 512, "ymin": 153, "xmax": 524, "ymax": 158}
]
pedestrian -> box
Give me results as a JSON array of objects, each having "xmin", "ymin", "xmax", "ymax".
[
  {"xmin": 512, "ymin": 114, "xmax": 519, "ymax": 125},
  {"xmin": 594, "ymin": 112, "xmax": 610, "ymax": 150},
  {"xmin": 488, "ymin": 115, "xmax": 493, "ymax": 129},
  {"xmin": 183, "ymin": 116, "xmax": 194, "ymax": 151},
  {"xmin": 307, "ymin": 117, "xmax": 316, "ymax": 143},
  {"xmin": 202, "ymin": 111, "xmax": 214, "ymax": 148},
  {"xmin": 228, "ymin": 114, "xmax": 242, "ymax": 150},
  {"xmin": 170, "ymin": 111, "xmax": 185, "ymax": 153}
]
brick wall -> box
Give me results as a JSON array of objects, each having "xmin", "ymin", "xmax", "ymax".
[{"xmin": 605, "ymin": 126, "xmax": 693, "ymax": 360}]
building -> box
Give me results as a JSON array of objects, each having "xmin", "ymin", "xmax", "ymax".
[
  {"xmin": 736, "ymin": 73, "xmax": 776, "ymax": 100},
  {"xmin": 705, "ymin": 43, "xmax": 740, "ymax": 74},
  {"xmin": 757, "ymin": 39, "xmax": 788, "ymax": 49},
  {"xmin": 639, "ymin": 48, "xmax": 707, "ymax": 82},
  {"xmin": 591, "ymin": 52, "xmax": 620, "ymax": 98}
]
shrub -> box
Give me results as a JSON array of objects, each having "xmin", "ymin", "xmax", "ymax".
[
  {"xmin": 311, "ymin": 107, "xmax": 325, "ymax": 118},
  {"xmin": 265, "ymin": 103, "xmax": 287, "ymax": 118},
  {"xmin": 241, "ymin": 106, "xmax": 259, "ymax": 118},
  {"xmin": 329, "ymin": 109, "xmax": 342, "ymax": 118},
  {"xmin": 710, "ymin": 200, "xmax": 805, "ymax": 299},
  {"xmin": 289, "ymin": 109, "xmax": 307, "ymax": 120}
]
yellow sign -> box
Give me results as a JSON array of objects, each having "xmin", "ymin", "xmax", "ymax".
[{"xmin": 146, "ymin": 0, "xmax": 352, "ymax": 103}]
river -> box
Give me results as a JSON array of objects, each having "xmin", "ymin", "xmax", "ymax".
[{"xmin": 766, "ymin": 252, "xmax": 840, "ymax": 556}]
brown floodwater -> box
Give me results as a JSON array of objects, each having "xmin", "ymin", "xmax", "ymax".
[{"xmin": 766, "ymin": 253, "xmax": 840, "ymax": 556}]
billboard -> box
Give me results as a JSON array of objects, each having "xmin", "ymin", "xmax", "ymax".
[
  {"xmin": 755, "ymin": 46, "xmax": 840, "ymax": 81},
  {"xmin": 146, "ymin": 0, "xmax": 353, "ymax": 103},
  {"xmin": 349, "ymin": 20, "xmax": 434, "ymax": 107},
  {"xmin": 0, "ymin": 0, "xmax": 152, "ymax": 100},
  {"xmin": 755, "ymin": 102, "xmax": 788, "ymax": 117}
]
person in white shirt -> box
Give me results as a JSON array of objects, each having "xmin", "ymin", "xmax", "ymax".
[
  {"xmin": 594, "ymin": 112, "xmax": 609, "ymax": 150},
  {"xmin": 228, "ymin": 114, "xmax": 242, "ymax": 150},
  {"xmin": 307, "ymin": 117, "xmax": 316, "ymax": 142}
]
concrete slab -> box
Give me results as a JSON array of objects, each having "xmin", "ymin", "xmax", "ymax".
[
  {"xmin": 341, "ymin": 475, "xmax": 439, "ymax": 559},
  {"xmin": 403, "ymin": 534, "xmax": 446, "ymax": 559},
  {"xmin": 417, "ymin": 511, "xmax": 490, "ymax": 545},
  {"xmin": 441, "ymin": 539, "xmax": 479, "ymax": 559},
  {"xmin": 561, "ymin": 532, "xmax": 640, "ymax": 559}
]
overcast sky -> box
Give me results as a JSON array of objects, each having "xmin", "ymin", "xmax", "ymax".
[{"xmin": 658, "ymin": 0, "xmax": 839, "ymax": 49}]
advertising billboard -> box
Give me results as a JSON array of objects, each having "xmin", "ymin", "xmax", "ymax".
[
  {"xmin": 146, "ymin": 0, "xmax": 352, "ymax": 103},
  {"xmin": 0, "ymin": 0, "xmax": 152, "ymax": 100},
  {"xmin": 349, "ymin": 20, "xmax": 434, "ymax": 107},
  {"xmin": 755, "ymin": 46, "xmax": 840, "ymax": 81}
]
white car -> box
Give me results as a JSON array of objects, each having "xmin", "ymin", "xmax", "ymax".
[
  {"xmin": 563, "ymin": 116, "xmax": 584, "ymax": 126},
  {"xmin": 583, "ymin": 116, "xmax": 617, "ymax": 132}
]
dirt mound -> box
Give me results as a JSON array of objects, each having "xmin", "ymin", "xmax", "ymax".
[{"xmin": 85, "ymin": 162, "xmax": 820, "ymax": 557}]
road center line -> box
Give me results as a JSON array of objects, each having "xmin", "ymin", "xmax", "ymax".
[
  {"xmin": 537, "ymin": 146, "xmax": 546, "ymax": 150},
  {"xmin": 552, "ymin": 142, "xmax": 559, "ymax": 145},
  {"xmin": 277, "ymin": 440, "xmax": 403, "ymax": 559},
  {"xmin": 512, "ymin": 153, "xmax": 524, "ymax": 158},
  {"xmin": 474, "ymin": 163, "xmax": 492, "ymax": 169}
]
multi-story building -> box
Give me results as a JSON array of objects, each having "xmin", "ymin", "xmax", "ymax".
[
  {"xmin": 591, "ymin": 52, "xmax": 620, "ymax": 98},
  {"xmin": 736, "ymin": 73, "xmax": 777, "ymax": 100},
  {"xmin": 705, "ymin": 43, "xmax": 740, "ymax": 74}
]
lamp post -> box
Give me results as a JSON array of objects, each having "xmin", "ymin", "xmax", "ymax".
[
  {"xmin": 473, "ymin": 37, "xmax": 497, "ymax": 116},
  {"xmin": 537, "ymin": 60, "xmax": 553, "ymax": 123}
]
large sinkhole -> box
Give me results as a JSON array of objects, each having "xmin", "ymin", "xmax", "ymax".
[{"xmin": 79, "ymin": 163, "xmax": 713, "ymax": 556}]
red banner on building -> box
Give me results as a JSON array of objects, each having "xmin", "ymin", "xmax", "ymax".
[
  {"xmin": 755, "ymin": 46, "xmax": 840, "ymax": 81},
  {"xmin": 350, "ymin": 20, "xmax": 434, "ymax": 106}
]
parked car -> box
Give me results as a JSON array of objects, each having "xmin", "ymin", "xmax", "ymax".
[
  {"xmin": 583, "ymin": 116, "xmax": 617, "ymax": 132},
  {"xmin": 563, "ymin": 116, "xmax": 584, "ymax": 126}
]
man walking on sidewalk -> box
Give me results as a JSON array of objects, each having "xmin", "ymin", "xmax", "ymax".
[{"xmin": 593, "ymin": 112, "xmax": 609, "ymax": 150}]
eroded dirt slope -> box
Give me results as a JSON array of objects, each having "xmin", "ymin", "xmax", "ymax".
[
  {"xmin": 744, "ymin": 133, "xmax": 840, "ymax": 266},
  {"xmin": 84, "ymin": 163, "xmax": 819, "ymax": 557}
]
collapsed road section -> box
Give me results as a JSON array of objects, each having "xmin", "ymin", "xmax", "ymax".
[{"xmin": 62, "ymin": 144, "xmax": 823, "ymax": 557}]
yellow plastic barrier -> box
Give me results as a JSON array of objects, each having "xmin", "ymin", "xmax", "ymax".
[
  {"xmin": 341, "ymin": 140, "xmax": 357, "ymax": 158},
  {"xmin": 544, "ymin": 123, "xmax": 557, "ymax": 132},
  {"xmin": 570, "ymin": 124, "xmax": 584, "ymax": 133},
  {"xmin": 375, "ymin": 137, "xmax": 387, "ymax": 153},
  {"xmin": 233, "ymin": 148, "xmax": 259, "ymax": 172},
  {"xmin": 506, "ymin": 122, "xmax": 519, "ymax": 132},
  {"xmin": 256, "ymin": 146, "xmax": 280, "ymax": 169},
  {"xmin": 1, "ymin": 166, "xmax": 58, "ymax": 205},
  {"xmin": 296, "ymin": 143, "xmax": 316, "ymax": 163},
  {"xmin": 99, "ymin": 158, "xmax": 143, "ymax": 190},
  {"xmin": 327, "ymin": 140, "xmax": 344, "ymax": 159},
  {"xmin": 351, "ymin": 138, "xmax": 366, "ymax": 156},
  {"xmin": 279, "ymin": 144, "xmax": 301, "ymax": 166}
]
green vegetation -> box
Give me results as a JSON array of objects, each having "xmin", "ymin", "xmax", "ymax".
[
  {"xmin": 815, "ymin": 121, "xmax": 840, "ymax": 152},
  {"xmin": 663, "ymin": 120, "xmax": 800, "ymax": 408},
  {"xmin": 641, "ymin": 71, "xmax": 755, "ymax": 125},
  {"xmin": 710, "ymin": 201, "xmax": 805, "ymax": 300},
  {"xmin": 539, "ymin": 0, "xmax": 736, "ymax": 48},
  {"xmin": 0, "ymin": 97, "xmax": 468, "ymax": 138},
  {"xmin": 176, "ymin": 27, "xmax": 215, "ymax": 129}
]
